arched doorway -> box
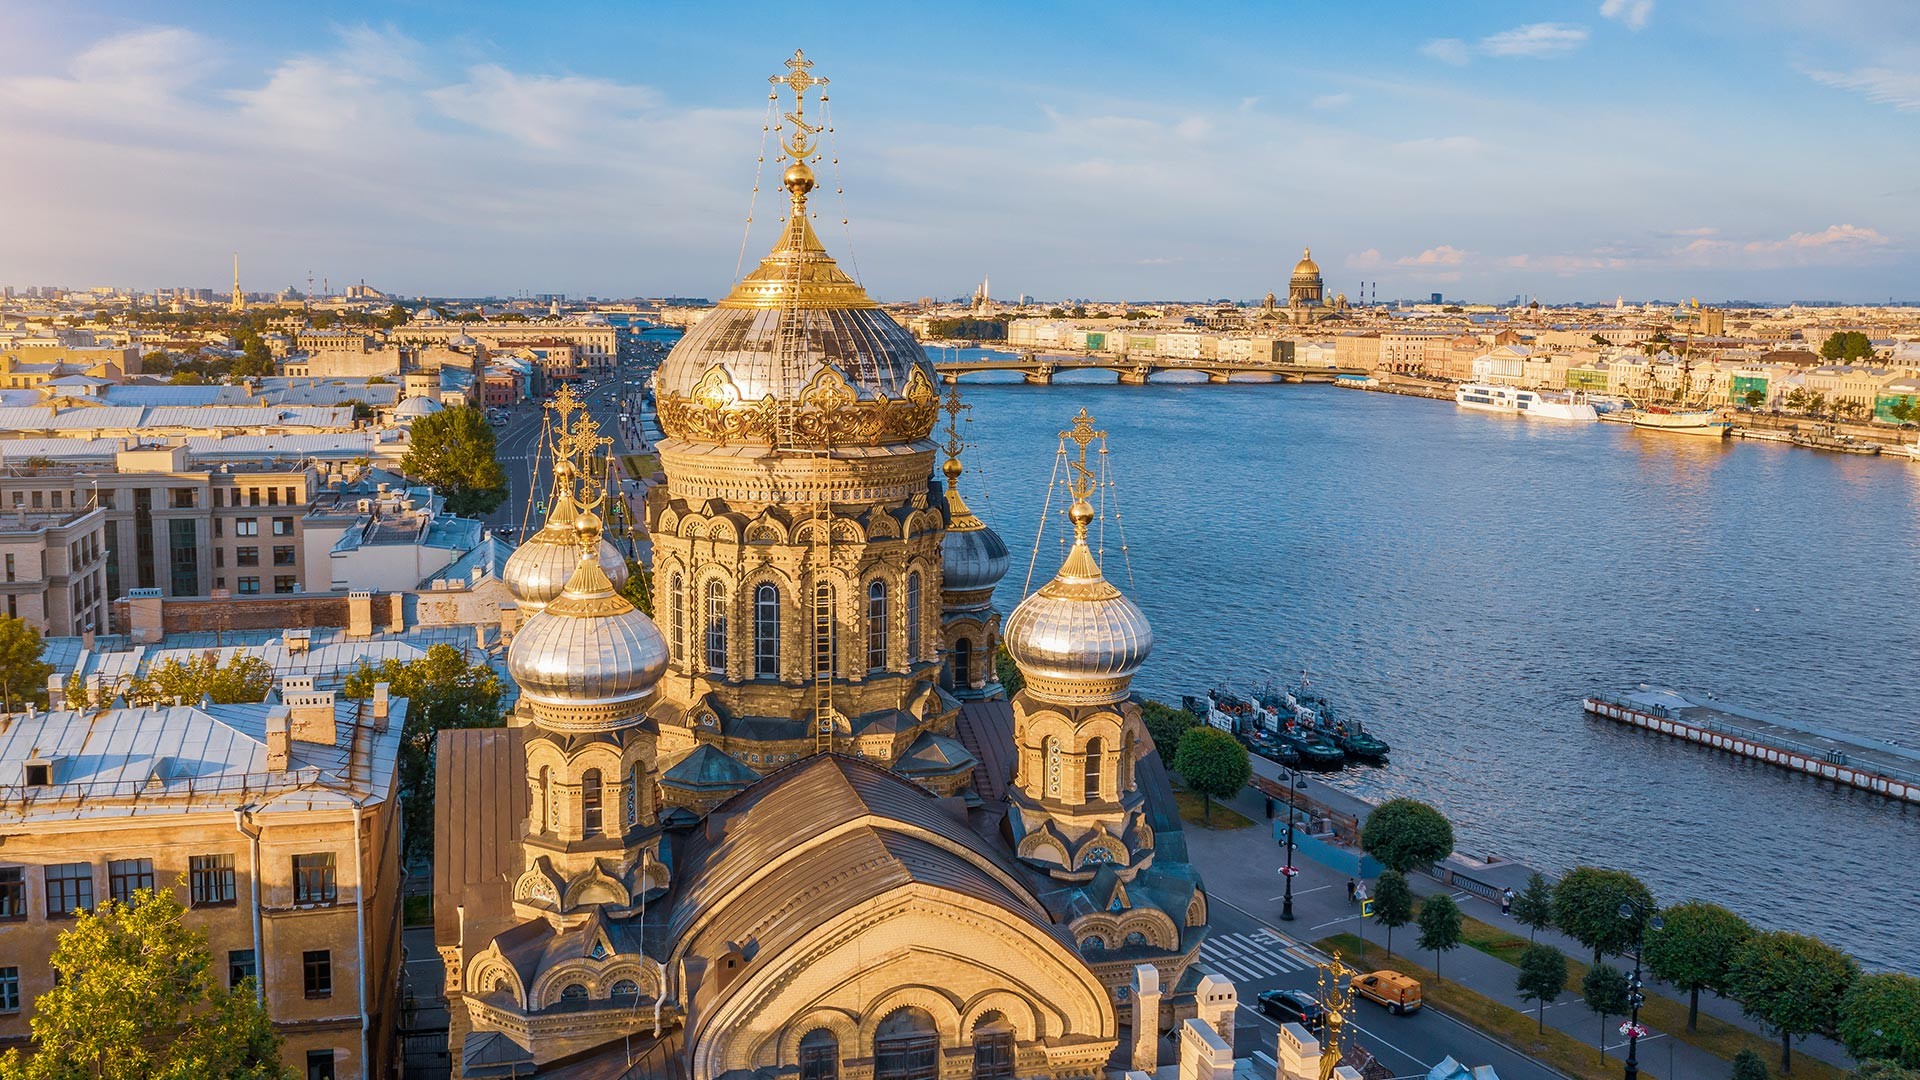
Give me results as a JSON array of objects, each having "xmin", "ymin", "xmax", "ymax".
[{"xmin": 874, "ymin": 1007, "xmax": 939, "ymax": 1080}]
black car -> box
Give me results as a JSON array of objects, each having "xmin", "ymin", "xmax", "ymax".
[{"xmin": 1256, "ymin": 989, "xmax": 1325, "ymax": 1030}]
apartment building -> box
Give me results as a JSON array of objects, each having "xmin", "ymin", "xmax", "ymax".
[
  {"xmin": 0, "ymin": 682, "xmax": 407, "ymax": 1079},
  {"xmin": 0, "ymin": 506, "xmax": 108, "ymax": 635}
]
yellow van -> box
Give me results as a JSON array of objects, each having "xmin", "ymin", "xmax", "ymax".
[{"xmin": 1354, "ymin": 970, "xmax": 1423, "ymax": 1014}]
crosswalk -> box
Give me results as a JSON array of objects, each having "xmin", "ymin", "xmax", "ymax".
[{"xmin": 1197, "ymin": 929, "xmax": 1320, "ymax": 983}]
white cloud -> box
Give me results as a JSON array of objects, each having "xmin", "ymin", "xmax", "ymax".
[
  {"xmin": 1481, "ymin": 23, "xmax": 1591, "ymax": 58},
  {"xmin": 1600, "ymin": 0, "xmax": 1655, "ymax": 31},
  {"xmin": 1745, "ymin": 224, "xmax": 1890, "ymax": 251},
  {"xmin": 1804, "ymin": 66, "xmax": 1920, "ymax": 112},
  {"xmin": 1311, "ymin": 92, "xmax": 1353, "ymax": 109},
  {"xmin": 1403, "ymin": 246, "xmax": 1467, "ymax": 266},
  {"xmin": 1421, "ymin": 38, "xmax": 1472, "ymax": 65}
]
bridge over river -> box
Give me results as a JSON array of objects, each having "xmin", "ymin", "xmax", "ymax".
[{"xmin": 929, "ymin": 349, "xmax": 1365, "ymax": 385}]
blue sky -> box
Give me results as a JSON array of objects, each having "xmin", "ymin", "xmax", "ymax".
[{"xmin": 3, "ymin": 0, "xmax": 1916, "ymax": 303}]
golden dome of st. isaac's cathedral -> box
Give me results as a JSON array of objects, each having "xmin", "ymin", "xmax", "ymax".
[{"xmin": 1292, "ymin": 246, "xmax": 1321, "ymax": 280}]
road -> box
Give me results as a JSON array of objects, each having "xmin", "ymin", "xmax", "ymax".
[{"xmin": 1201, "ymin": 899, "xmax": 1561, "ymax": 1080}]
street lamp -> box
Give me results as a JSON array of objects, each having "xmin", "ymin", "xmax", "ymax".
[
  {"xmin": 1618, "ymin": 900, "xmax": 1664, "ymax": 1080},
  {"xmin": 1279, "ymin": 770, "xmax": 1308, "ymax": 921}
]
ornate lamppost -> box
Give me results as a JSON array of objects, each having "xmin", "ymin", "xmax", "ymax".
[
  {"xmin": 1619, "ymin": 899, "xmax": 1664, "ymax": 1080},
  {"xmin": 1279, "ymin": 770, "xmax": 1307, "ymax": 921}
]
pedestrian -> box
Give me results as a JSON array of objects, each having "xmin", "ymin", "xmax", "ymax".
[
  {"xmin": 1501, "ymin": 886, "xmax": 1515, "ymax": 916},
  {"xmin": 1355, "ymin": 881, "xmax": 1368, "ymax": 906},
  {"xmin": 1346, "ymin": 878, "xmax": 1357, "ymax": 904}
]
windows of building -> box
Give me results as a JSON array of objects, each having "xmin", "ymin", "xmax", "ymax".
[
  {"xmin": 168, "ymin": 519, "xmax": 198, "ymax": 595},
  {"xmin": 236, "ymin": 518, "xmax": 259, "ymax": 537},
  {"xmin": 248, "ymin": 488, "xmax": 260, "ymax": 508},
  {"xmin": 190, "ymin": 854, "xmax": 236, "ymax": 907},
  {"xmin": 799, "ymin": 1029, "xmax": 839, "ymax": 1080},
  {"xmin": 873, "ymin": 1007, "xmax": 939, "ymax": 1080},
  {"xmin": 2, "ymin": 554, "xmax": 10, "ymax": 582},
  {"xmin": 107, "ymin": 858, "xmax": 155, "ymax": 905},
  {"xmin": 972, "ymin": 1015, "xmax": 1015, "ymax": 1080},
  {"xmin": 560, "ymin": 983, "xmax": 588, "ymax": 1003},
  {"xmin": 169, "ymin": 487, "xmax": 196, "ymax": 509},
  {"xmin": 0, "ymin": 968, "xmax": 17, "ymax": 1012},
  {"xmin": 1083, "ymin": 738, "xmax": 1103, "ymax": 802},
  {"xmin": 867, "ymin": 580, "xmax": 889, "ymax": 672},
  {"xmin": 214, "ymin": 548, "xmax": 225, "ymax": 568},
  {"xmin": 133, "ymin": 488, "xmax": 156, "ymax": 590},
  {"xmin": 45, "ymin": 863, "xmax": 92, "ymax": 917},
  {"xmin": 954, "ymin": 638, "xmax": 973, "ymax": 689},
  {"xmin": 306, "ymin": 1050, "xmax": 336, "ymax": 1080},
  {"xmin": 273, "ymin": 517, "xmax": 295, "ymax": 536},
  {"xmin": 906, "ymin": 571, "xmax": 922, "ymax": 660},
  {"xmin": 274, "ymin": 575, "xmax": 297, "ymax": 594},
  {"xmin": 292, "ymin": 853, "xmax": 337, "ymax": 906},
  {"xmin": 30, "ymin": 492, "xmax": 42, "ymax": 509},
  {"xmin": 228, "ymin": 949, "xmax": 256, "ymax": 990},
  {"xmin": 238, "ymin": 576, "xmax": 260, "ymax": 595},
  {"xmin": 273, "ymin": 546, "xmax": 295, "ymax": 566},
  {"xmin": 704, "ymin": 579, "xmax": 727, "ymax": 675},
  {"xmin": 302, "ymin": 950, "xmax": 332, "ymax": 998},
  {"xmin": 611, "ymin": 979, "xmax": 639, "ymax": 1001},
  {"xmin": 266, "ymin": 488, "xmax": 279, "ymax": 507},
  {"xmin": 236, "ymin": 546, "xmax": 259, "ymax": 566},
  {"xmin": 669, "ymin": 572, "xmax": 684, "ymax": 661},
  {"xmin": 285, "ymin": 487, "xmax": 298, "ymax": 506},
  {"xmin": 581, "ymin": 770, "xmax": 602, "ymax": 836},
  {"xmin": 753, "ymin": 584, "xmax": 780, "ymax": 679},
  {"xmin": 0, "ymin": 866, "xmax": 24, "ymax": 920}
]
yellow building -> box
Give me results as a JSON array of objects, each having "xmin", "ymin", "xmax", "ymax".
[
  {"xmin": 433, "ymin": 51, "xmax": 1209, "ymax": 1080},
  {"xmin": 0, "ymin": 683, "xmax": 408, "ymax": 1080}
]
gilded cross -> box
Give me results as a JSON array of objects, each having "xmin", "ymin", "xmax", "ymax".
[
  {"xmin": 942, "ymin": 383, "xmax": 970, "ymax": 464},
  {"xmin": 770, "ymin": 49, "xmax": 828, "ymax": 160},
  {"xmin": 564, "ymin": 413, "xmax": 612, "ymax": 506},
  {"xmin": 1060, "ymin": 407, "xmax": 1105, "ymax": 502}
]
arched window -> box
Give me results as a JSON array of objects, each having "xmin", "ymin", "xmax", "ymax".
[
  {"xmin": 813, "ymin": 583, "xmax": 837, "ymax": 677},
  {"xmin": 704, "ymin": 580, "xmax": 727, "ymax": 674},
  {"xmin": 754, "ymin": 584, "xmax": 780, "ymax": 679},
  {"xmin": 559, "ymin": 983, "xmax": 588, "ymax": 1005},
  {"xmin": 799, "ymin": 1029, "xmax": 839, "ymax": 1080},
  {"xmin": 954, "ymin": 637, "xmax": 973, "ymax": 689},
  {"xmin": 1083, "ymin": 737, "xmax": 1103, "ymax": 802},
  {"xmin": 906, "ymin": 571, "xmax": 922, "ymax": 660},
  {"xmin": 538, "ymin": 766, "xmax": 552, "ymax": 831},
  {"xmin": 874, "ymin": 1008, "xmax": 939, "ymax": 1080},
  {"xmin": 669, "ymin": 572, "xmax": 684, "ymax": 661},
  {"xmin": 1124, "ymin": 930, "xmax": 1149, "ymax": 948},
  {"xmin": 972, "ymin": 1013, "xmax": 1015, "ymax": 1080},
  {"xmin": 610, "ymin": 979, "xmax": 640, "ymax": 1001},
  {"xmin": 581, "ymin": 770, "xmax": 602, "ymax": 835},
  {"xmin": 866, "ymin": 579, "xmax": 889, "ymax": 671}
]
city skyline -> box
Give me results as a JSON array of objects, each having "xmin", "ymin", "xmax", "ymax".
[{"xmin": 3, "ymin": 0, "xmax": 1917, "ymax": 303}]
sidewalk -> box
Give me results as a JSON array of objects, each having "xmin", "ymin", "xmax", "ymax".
[{"xmin": 1184, "ymin": 771, "xmax": 1852, "ymax": 1078}]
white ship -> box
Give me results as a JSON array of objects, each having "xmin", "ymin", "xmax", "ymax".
[
  {"xmin": 1908, "ymin": 442, "xmax": 1920, "ymax": 462},
  {"xmin": 1630, "ymin": 405, "xmax": 1731, "ymax": 438},
  {"xmin": 1454, "ymin": 383, "xmax": 1597, "ymax": 421}
]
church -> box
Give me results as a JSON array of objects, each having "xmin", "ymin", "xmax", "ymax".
[{"xmin": 433, "ymin": 51, "xmax": 1213, "ymax": 1080}]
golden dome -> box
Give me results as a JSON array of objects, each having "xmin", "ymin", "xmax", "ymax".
[
  {"xmin": 507, "ymin": 536, "xmax": 667, "ymax": 733},
  {"xmin": 1291, "ymin": 247, "xmax": 1321, "ymax": 279},
  {"xmin": 1003, "ymin": 503, "xmax": 1152, "ymax": 706}
]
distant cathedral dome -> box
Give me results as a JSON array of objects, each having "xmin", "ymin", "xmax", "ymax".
[
  {"xmin": 393, "ymin": 395, "xmax": 443, "ymax": 422},
  {"xmin": 507, "ymin": 514, "xmax": 666, "ymax": 729},
  {"xmin": 940, "ymin": 458, "xmax": 1009, "ymax": 593},
  {"xmin": 1291, "ymin": 248, "xmax": 1321, "ymax": 280},
  {"xmin": 1003, "ymin": 498, "xmax": 1152, "ymax": 705}
]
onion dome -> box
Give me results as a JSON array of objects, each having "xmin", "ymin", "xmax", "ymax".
[
  {"xmin": 448, "ymin": 333, "xmax": 479, "ymax": 348},
  {"xmin": 1291, "ymin": 248, "xmax": 1321, "ymax": 280},
  {"xmin": 503, "ymin": 460, "xmax": 629, "ymax": 614},
  {"xmin": 393, "ymin": 395, "xmax": 443, "ymax": 423},
  {"xmin": 652, "ymin": 159, "xmax": 939, "ymax": 450},
  {"xmin": 940, "ymin": 457, "xmax": 1008, "ymax": 594},
  {"xmin": 508, "ymin": 511, "xmax": 667, "ymax": 732},
  {"xmin": 1003, "ymin": 497, "xmax": 1152, "ymax": 705}
]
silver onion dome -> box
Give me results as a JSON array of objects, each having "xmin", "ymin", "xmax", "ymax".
[
  {"xmin": 507, "ymin": 521, "xmax": 666, "ymax": 731},
  {"xmin": 503, "ymin": 526, "xmax": 629, "ymax": 613},
  {"xmin": 1003, "ymin": 504, "xmax": 1152, "ymax": 705},
  {"xmin": 939, "ymin": 461, "xmax": 1009, "ymax": 593}
]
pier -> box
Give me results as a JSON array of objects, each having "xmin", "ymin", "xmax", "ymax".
[
  {"xmin": 930, "ymin": 349, "xmax": 1366, "ymax": 385},
  {"xmin": 1584, "ymin": 686, "xmax": 1920, "ymax": 803}
]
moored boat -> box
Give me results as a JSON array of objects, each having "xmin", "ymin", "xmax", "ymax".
[
  {"xmin": 1526, "ymin": 390, "xmax": 1599, "ymax": 422},
  {"xmin": 1273, "ymin": 680, "xmax": 1390, "ymax": 763},
  {"xmin": 1630, "ymin": 405, "xmax": 1730, "ymax": 438}
]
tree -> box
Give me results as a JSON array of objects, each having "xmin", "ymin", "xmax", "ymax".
[
  {"xmin": 1645, "ymin": 901, "xmax": 1753, "ymax": 1030},
  {"xmin": 1820, "ymin": 331, "xmax": 1874, "ymax": 363},
  {"xmin": 0, "ymin": 615, "xmax": 54, "ymax": 712},
  {"xmin": 1785, "ymin": 387, "xmax": 1810, "ymax": 411},
  {"xmin": 1372, "ymin": 870, "xmax": 1414, "ymax": 957},
  {"xmin": 133, "ymin": 654, "xmax": 275, "ymax": 707},
  {"xmin": 620, "ymin": 560, "xmax": 654, "ymax": 615},
  {"xmin": 1852, "ymin": 1064, "xmax": 1920, "ymax": 1080},
  {"xmin": 0, "ymin": 887, "xmax": 290, "ymax": 1080},
  {"xmin": 171, "ymin": 370, "xmax": 207, "ymax": 385},
  {"xmin": 1417, "ymin": 893, "xmax": 1464, "ymax": 983},
  {"xmin": 231, "ymin": 334, "xmax": 275, "ymax": 379},
  {"xmin": 1591, "ymin": 334, "xmax": 1612, "ymax": 346},
  {"xmin": 1583, "ymin": 962, "xmax": 1632, "ymax": 1063},
  {"xmin": 1172, "ymin": 726, "xmax": 1250, "ymax": 824},
  {"xmin": 1552, "ymin": 866, "xmax": 1656, "ymax": 961},
  {"xmin": 1516, "ymin": 943, "xmax": 1570, "ymax": 1032},
  {"xmin": 1734, "ymin": 1049, "xmax": 1771, "ymax": 1080},
  {"xmin": 344, "ymin": 643, "xmax": 504, "ymax": 862},
  {"xmin": 1837, "ymin": 972, "xmax": 1920, "ymax": 1068},
  {"xmin": 1745, "ymin": 389, "xmax": 1766, "ymax": 409},
  {"xmin": 401, "ymin": 405, "xmax": 510, "ymax": 517},
  {"xmin": 994, "ymin": 644, "xmax": 1024, "ymax": 697},
  {"xmin": 1728, "ymin": 930, "xmax": 1860, "ymax": 1074},
  {"xmin": 1140, "ymin": 699, "xmax": 1199, "ymax": 761},
  {"xmin": 1513, "ymin": 871, "xmax": 1556, "ymax": 941},
  {"xmin": 1360, "ymin": 798, "xmax": 1455, "ymax": 874}
]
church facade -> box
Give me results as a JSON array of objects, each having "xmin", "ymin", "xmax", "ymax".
[{"xmin": 433, "ymin": 51, "xmax": 1211, "ymax": 1080}]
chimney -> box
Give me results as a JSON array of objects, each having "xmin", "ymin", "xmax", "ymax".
[
  {"xmin": 347, "ymin": 590, "xmax": 373, "ymax": 637},
  {"xmin": 287, "ymin": 689, "xmax": 337, "ymax": 746},
  {"xmin": 387, "ymin": 593, "xmax": 405, "ymax": 634},
  {"xmin": 128, "ymin": 587, "xmax": 165, "ymax": 645},
  {"xmin": 266, "ymin": 711, "xmax": 291, "ymax": 771},
  {"xmin": 46, "ymin": 673, "xmax": 64, "ymax": 711},
  {"xmin": 372, "ymin": 682, "xmax": 390, "ymax": 726},
  {"xmin": 284, "ymin": 629, "xmax": 311, "ymax": 654}
]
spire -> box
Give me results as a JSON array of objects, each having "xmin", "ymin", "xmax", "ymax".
[
  {"xmin": 230, "ymin": 252, "xmax": 244, "ymax": 313},
  {"xmin": 941, "ymin": 383, "xmax": 985, "ymax": 531}
]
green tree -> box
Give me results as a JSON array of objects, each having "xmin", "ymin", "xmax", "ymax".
[
  {"xmin": 1516, "ymin": 943, "xmax": 1570, "ymax": 1032},
  {"xmin": 1745, "ymin": 389, "xmax": 1766, "ymax": 409},
  {"xmin": 1140, "ymin": 699, "xmax": 1199, "ymax": 761},
  {"xmin": 1582, "ymin": 962, "xmax": 1632, "ymax": 1063},
  {"xmin": 1172, "ymin": 726, "xmax": 1251, "ymax": 824},
  {"xmin": 170, "ymin": 370, "xmax": 208, "ymax": 385},
  {"xmin": 1360, "ymin": 797, "xmax": 1455, "ymax": 873},
  {"xmin": 1728, "ymin": 930, "xmax": 1860, "ymax": 1074},
  {"xmin": 1785, "ymin": 387, "xmax": 1809, "ymax": 411},
  {"xmin": 378, "ymin": 303, "xmax": 410, "ymax": 328},
  {"xmin": 1552, "ymin": 866, "xmax": 1656, "ymax": 961},
  {"xmin": 133, "ymin": 654, "xmax": 275, "ymax": 706},
  {"xmin": 1820, "ymin": 331, "xmax": 1874, "ymax": 362},
  {"xmin": 1851, "ymin": 1064, "xmax": 1920, "ymax": 1080},
  {"xmin": 1645, "ymin": 901, "xmax": 1753, "ymax": 1030},
  {"xmin": 1591, "ymin": 333, "xmax": 1611, "ymax": 346},
  {"xmin": 0, "ymin": 887, "xmax": 290, "ymax": 1080},
  {"xmin": 344, "ymin": 643, "xmax": 504, "ymax": 862},
  {"xmin": 231, "ymin": 334, "xmax": 274, "ymax": 378},
  {"xmin": 1416, "ymin": 893, "xmax": 1464, "ymax": 984},
  {"xmin": 1513, "ymin": 871, "xmax": 1556, "ymax": 941},
  {"xmin": 0, "ymin": 615, "xmax": 54, "ymax": 712},
  {"xmin": 621, "ymin": 559, "xmax": 654, "ymax": 615},
  {"xmin": 400, "ymin": 405, "xmax": 510, "ymax": 516},
  {"xmin": 1047, "ymin": 307, "xmax": 1066, "ymax": 318},
  {"xmin": 994, "ymin": 644, "xmax": 1024, "ymax": 697},
  {"xmin": 1837, "ymin": 972, "xmax": 1920, "ymax": 1068},
  {"xmin": 1734, "ymin": 1049, "xmax": 1771, "ymax": 1080},
  {"xmin": 1372, "ymin": 870, "xmax": 1415, "ymax": 956}
]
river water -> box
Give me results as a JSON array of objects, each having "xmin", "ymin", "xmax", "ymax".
[{"xmin": 942, "ymin": 362, "xmax": 1920, "ymax": 973}]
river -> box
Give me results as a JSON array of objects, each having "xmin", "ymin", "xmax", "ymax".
[{"xmin": 941, "ymin": 361, "xmax": 1920, "ymax": 973}]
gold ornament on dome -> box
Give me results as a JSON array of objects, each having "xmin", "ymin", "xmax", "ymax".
[{"xmin": 657, "ymin": 363, "xmax": 939, "ymax": 447}]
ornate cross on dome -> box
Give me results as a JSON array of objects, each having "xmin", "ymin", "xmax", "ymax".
[
  {"xmin": 941, "ymin": 383, "xmax": 970, "ymax": 468},
  {"xmin": 770, "ymin": 49, "xmax": 828, "ymax": 161},
  {"xmin": 1061, "ymin": 407, "xmax": 1105, "ymax": 504},
  {"xmin": 562, "ymin": 412, "xmax": 612, "ymax": 505}
]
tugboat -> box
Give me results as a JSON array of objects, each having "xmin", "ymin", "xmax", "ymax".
[
  {"xmin": 1192, "ymin": 690, "xmax": 1299, "ymax": 767},
  {"xmin": 1255, "ymin": 686, "xmax": 1345, "ymax": 769},
  {"xmin": 1277, "ymin": 677, "xmax": 1391, "ymax": 763}
]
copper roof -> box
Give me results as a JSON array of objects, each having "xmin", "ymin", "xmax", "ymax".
[{"xmin": 434, "ymin": 725, "xmax": 530, "ymax": 948}]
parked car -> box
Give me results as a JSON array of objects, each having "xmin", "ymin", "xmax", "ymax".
[
  {"xmin": 1353, "ymin": 971, "xmax": 1422, "ymax": 1015},
  {"xmin": 1256, "ymin": 989, "xmax": 1325, "ymax": 1031}
]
